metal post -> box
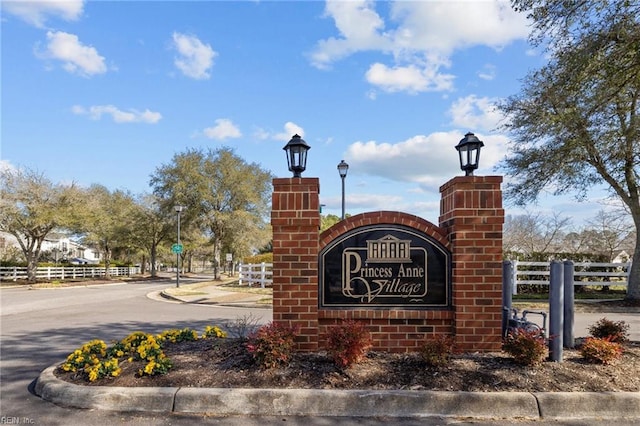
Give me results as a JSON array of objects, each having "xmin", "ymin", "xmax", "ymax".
[
  {"xmin": 502, "ymin": 260, "xmax": 514, "ymax": 337},
  {"xmin": 176, "ymin": 209, "xmax": 181, "ymax": 288},
  {"xmin": 341, "ymin": 175, "xmax": 346, "ymax": 220},
  {"xmin": 338, "ymin": 160, "xmax": 349, "ymax": 220},
  {"xmin": 512, "ymin": 259, "xmax": 518, "ymax": 295},
  {"xmin": 563, "ymin": 260, "xmax": 575, "ymax": 349},
  {"xmin": 549, "ymin": 260, "xmax": 564, "ymax": 362}
]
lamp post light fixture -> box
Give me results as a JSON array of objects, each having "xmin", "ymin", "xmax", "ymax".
[
  {"xmin": 337, "ymin": 160, "xmax": 349, "ymax": 220},
  {"xmin": 283, "ymin": 134, "xmax": 310, "ymax": 178},
  {"xmin": 455, "ymin": 132, "xmax": 484, "ymax": 176},
  {"xmin": 174, "ymin": 205, "xmax": 185, "ymax": 288}
]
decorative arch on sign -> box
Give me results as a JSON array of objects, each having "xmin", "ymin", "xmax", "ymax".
[{"xmin": 319, "ymin": 212, "xmax": 451, "ymax": 309}]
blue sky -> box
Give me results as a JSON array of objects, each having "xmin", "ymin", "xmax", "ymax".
[{"xmin": 1, "ymin": 0, "xmax": 612, "ymax": 225}]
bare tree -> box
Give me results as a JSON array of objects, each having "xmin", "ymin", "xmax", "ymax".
[{"xmin": 504, "ymin": 211, "xmax": 570, "ymax": 257}]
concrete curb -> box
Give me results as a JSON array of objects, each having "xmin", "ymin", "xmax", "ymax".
[
  {"xmin": 34, "ymin": 365, "xmax": 640, "ymax": 419},
  {"xmin": 534, "ymin": 391, "xmax": 640, "ymax": 419},
  {"xmin": 35, "ymin": 367, "xmax": 177, "ymax": 413}
]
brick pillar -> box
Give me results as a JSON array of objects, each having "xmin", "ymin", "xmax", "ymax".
[
  {"xmin": 439, "ymin": 176, "xmax": 504, "ymax": 352},
  {"xmin": 271, "ymin": 177, "xmax": 320, "ymax": 351}
]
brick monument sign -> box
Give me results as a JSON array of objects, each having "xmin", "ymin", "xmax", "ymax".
[{"xmin": 271, "ymin": 175, "xmax": 504, "ymax": 353}]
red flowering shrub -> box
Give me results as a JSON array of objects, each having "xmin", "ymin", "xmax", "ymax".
[
  {"xmin": 503, "ymin": 328, "xmax": 547, "ymax": 366},
  {"xmin": 246, "ymin": 322, "xmax": 298, "ymax": 369},
  {"xmin": 588, "ymin": 318, "xmax": 629, "ymax": 343},
  {"xmin": 421, "ymin": 335, "xmax": 455, "ymax": 367},
  {"xmin": 326, "ymin": 320, "xmax": 372, "ymax": 368},
  {"xmin": 580, "ymin": 337, "xmax": 623, "ymax": 365}
]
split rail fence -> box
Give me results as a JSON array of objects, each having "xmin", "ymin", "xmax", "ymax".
[
  {"xmin": 0, "ymin": 266, "xmax": 141, "ymax": 282},
  {"xmin": 505, "ymin": 260, "xmax": 632, "ymax": 294},
  {"xmin": 238, "ymin": 262, "xmax": 273, "ymax": 288}
]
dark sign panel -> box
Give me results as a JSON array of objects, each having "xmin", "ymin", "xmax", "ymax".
[{"xmin": 320, "ymin": 225, "xmax": 451, "ymax": 308}]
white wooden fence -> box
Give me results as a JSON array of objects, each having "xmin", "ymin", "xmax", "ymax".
[
  {"xmin": 505, "ymin": 260, "xmax": 632, "ymax": 294},
  {"xmin": 238, "ymin": 262, "xmax": 273, "ymax": 288},
  {"xmin": 0, "ymin": 266, "xmax": 141, "ymax": 282}
]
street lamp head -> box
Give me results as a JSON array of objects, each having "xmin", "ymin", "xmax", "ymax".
[
  {"xmin": 455, "ymin": 132, "xmax": 484, "ymax": 176},
  {"xmin": 337, "ymin": 160, "xmax": 349, "ymax": 178},
  {"xmin": 283, "ymin": 134, "xmax": 310, "ymax": 178},
  {"xmin": 174, "ymin": 205, "xmax": 185, "ymax": 213}
]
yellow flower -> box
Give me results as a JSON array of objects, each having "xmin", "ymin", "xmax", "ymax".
[{"xmin": 88, "ymin": 369, "xmax": 98, "ymax": 382}]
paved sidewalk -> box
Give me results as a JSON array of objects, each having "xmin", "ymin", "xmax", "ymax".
[{"xmin": 158, "ymin": 277, "xmax": 271, "ymax": 308}]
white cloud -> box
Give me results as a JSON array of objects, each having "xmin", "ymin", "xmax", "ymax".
[
  {"xmin": 344, "ymin": 130, "xmax": 508, "ymax": 192},
  {"xmin": 39, "ymin": 31, "xmax": 106, "ymax": 77},
  {"xmin": 172, "ymin": 32, "xmax": 216, "ymax": 80},
  {"xmin": 477, "ymin": 64, "xmax": 497, "ymax": 81},
  {"xmin": 255, "ymin": 122, "xmax": 305, "ymax": 142},
  {"xmin": 345, "ymin": 132, "xmax": 461, "ymax": 190},
  {"xmin": 72, "ymin": 105, "xmax": 162, "ymax": 123},
  {"xmin": 203, "ymin": 119, "xmax": 242, "ymax": 140},
  {"xmin": 448, "ymin": 95, "xmax": 504, "ymax": 132},
  {"xmin": 323, "ymin": 192, "xmax": 405, "ymax": 212},
  {"xmin": 309, "ymin": 0, "xmax": 391, "ymax": 69},
  {"xmin": 279, "ymin": 122, "xmax": 305, "ymax": 141},
  {"xmin": 0, "ymin": 159, "xmax": 18, "ymax": 174},
  {"xmin": 388, "ymin": 1, "xmax": 529, "ymax": 54},
  {"xmin": 365, "ymin": 55, "xmax": 454, "ymax": 94},
  {"xmin": 311, "ymin": 0, "xmax": 529, "ymax": 94},
  {"xmin": 3, "ymin": 0, "xmax": 84, "ymax": 28}
]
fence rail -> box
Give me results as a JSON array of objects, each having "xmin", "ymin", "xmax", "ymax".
[
  {"xmin": 238, "ymin": 262, "xmax": 273, "ymax": 288},
  {"xmin": 0, "ymin": 266, "xmax": 141, "ymax": 281},
  {"xmin": 506, "ymin": 260, "xmax": 631, "ymax": 294}
]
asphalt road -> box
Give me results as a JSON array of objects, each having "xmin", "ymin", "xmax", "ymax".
[
  {"xmin": 1, "ymin": 276, "xmax": 639, "ymax": 425},
  {"xmin": 0, "ymin": 276, "xmax": 272, "ymax": 425}
]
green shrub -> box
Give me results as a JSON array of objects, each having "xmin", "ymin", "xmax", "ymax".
[
  {"xmin": 326, "ymin": 320, "xmax": 373, "ymax": 368},
  {"xmin": 588, "ymin": 318, "xmax": 629, "ymax": 343},
  {"xmin": 503, "ymin": 328, "xmax": 547, "ymax": 366},
  {"xmin": 246, "ymin": 322, "xmax": 298, "ymax": 369},
  {"xmin": 580, "ymin": 337, "xmax": 623, "ymax": 364},
  {"xmin": 420, "ymin": 335, "xmax": 455, "ymax": 367}
]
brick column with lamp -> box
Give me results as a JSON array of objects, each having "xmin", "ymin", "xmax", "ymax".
[
  {"xmin": 439, "ymin": 175, "xmax": 505, "ymax": 352},
  {"xmin": 271, "ymin": 177, "xmax": 321, "ymax": 351}
]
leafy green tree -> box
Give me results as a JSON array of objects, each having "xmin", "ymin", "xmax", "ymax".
[
  {"xmin": 500, "ymin": 0, "xmax": 640, "ymax": 301},
  {"xmin": 150, "ymin": 147, "xmax": 273, "ymax": 279},
  {"xmin": 129, "ymin": 194, "xmax": 174, "ymax": 277},
  {"xmin": 321, "ymin": 214, "xmax": 342, "ymax": 232},
  {"xmin": 0, "ymin": 168, "xmax": 80, "ymax": 282},
  {"xmin": 80, "ymin": 185, "xmax": 137, "ymax": 279}
]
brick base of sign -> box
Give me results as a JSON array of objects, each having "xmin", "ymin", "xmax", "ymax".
[{"xmin": 271, "ymin": 176, "xmax": 504, "ymax": 354}]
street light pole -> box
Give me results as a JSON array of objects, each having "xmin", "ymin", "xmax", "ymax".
[
  {"xmin": 174, "ymin": 205, "xmax": 185, "ymax": 288},
  {"xmin": 337, "ymin": 160, "xmax": 349, "ymax": 220}
]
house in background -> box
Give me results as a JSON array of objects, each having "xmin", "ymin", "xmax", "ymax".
[
  {"xmin": 0, "ymin": 231, "xmax": 101, "ymax": 264},
  {"xmin": 41, "ymin": 234, "xmax": 101, "ymax": 264}
]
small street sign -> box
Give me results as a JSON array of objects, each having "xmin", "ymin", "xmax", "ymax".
[{"xmin": 171, "ymin": 244, "xmax": 183, "ymax": 254}]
